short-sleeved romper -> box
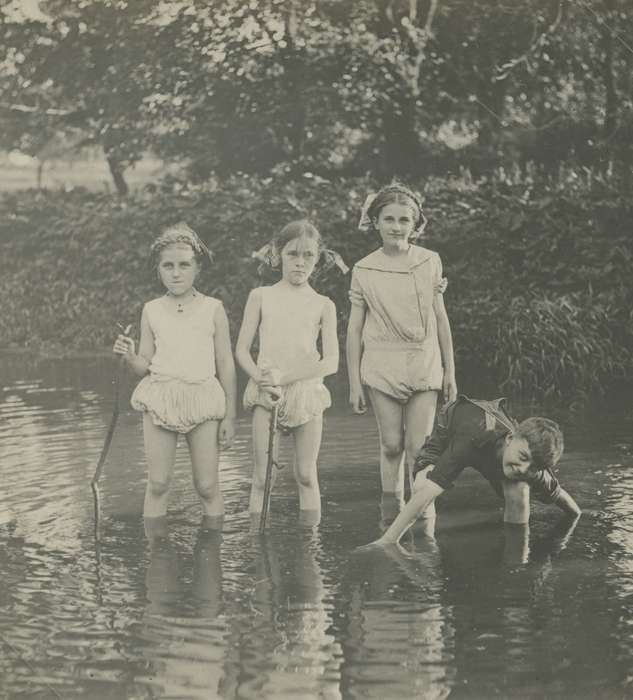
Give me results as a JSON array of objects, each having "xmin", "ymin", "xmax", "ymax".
[
  {"xmin": 131, "ymin": 295, "xmax": 226, "ymax": 433},
  {"xmin": 243, "ymin": 285, "xmax": 332, "ymax": 429},
  {"xmin": 349, "ymin": 245, "xmax": 444, "ymax": 403}
]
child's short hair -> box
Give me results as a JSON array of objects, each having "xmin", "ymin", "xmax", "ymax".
[{"xmin": 515, "ymin": 417, "xmax": 564, "ymax": 472}]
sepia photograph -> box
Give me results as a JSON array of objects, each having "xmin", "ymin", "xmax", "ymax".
[{"xmin": 0, "ymin": 0, "xmax": 632, "ymax": 698}]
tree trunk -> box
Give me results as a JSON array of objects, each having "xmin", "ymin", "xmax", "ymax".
[{"xmin": 105, "ymin": 153, "xmax": 129, "ymax": 196}]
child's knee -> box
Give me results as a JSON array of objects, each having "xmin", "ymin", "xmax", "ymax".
[
  {"xmin": 295, "ymin": 466, "xmax": 318, "ymax": 490},
  {"xmin": 194, "ymin": 477, "xmax": 220, "ymax": 501},
  {"xmin": 148, "ymin": 477, "xmax": 171, "ymax": 498},
  {"xmin": 381, "ymin": 436, "xmax": 404, "ymax": 460}
]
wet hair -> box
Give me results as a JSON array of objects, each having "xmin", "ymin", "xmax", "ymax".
[
  {"xmin": 150, "ymin": 222, "xmax": 212, "ymax": 268},
  {"xmin": 515, "ymin": 417, "xmax": 564, "ymax": 472},
  {"xmin": 367, "ymin": 182, "xmax": 427, "ymax": 235}
]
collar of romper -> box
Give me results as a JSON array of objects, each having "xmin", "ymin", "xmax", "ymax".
[
  {"xmin": 354, "ymin": 245, "xmax": 435, "ymax": 273},
  {"xmin": 463, "ymin": 396, "xmax": 517, "ymax": 448}
]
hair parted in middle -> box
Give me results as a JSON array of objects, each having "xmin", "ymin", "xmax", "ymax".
[
  {"xmin": 363, "ymin": 181, "xmax": 428, "ymax": 236},
  {"xmin": 251, "ymin": 218, "xmax": 349, "ymax": 274}
]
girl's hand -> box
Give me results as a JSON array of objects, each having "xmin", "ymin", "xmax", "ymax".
[
  {"xmin": 435, "ymin": 277, "xmax": 448, "ymax": 295},
  {"xmin": 259, "ymin": 367, "xmax": 283, "ymax": 387},
  {"xmin": 349, "ymin": 384, "xmax": 367, "ymax": 415},
  {"xmin": 262, "ymin": 384, "xmax": 282, "ymax": 401},
  {"xmin": 218, "ymin": 417, "xmax": 235, "ymax": 450},
  {"xmin": 442, "ymin": 373, "xmax": 457, "ymax": 404},
  {"xmin": 113, "ymin": 333, "xmax": 135, "ymax": 358}
]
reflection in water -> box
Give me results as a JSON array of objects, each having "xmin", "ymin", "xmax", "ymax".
[
  {"xmin": 236, "ymin": 529, "xmax": 342, "ymax": 699},
  {"xmin": 1, "ymin": 354, "xmax": 633, "ymax": 698},
  {"xmin": 343, "ymin": 539, "xmax": 455, "ymax": 699},
  {"xmin": 137, "ymin": 517, "xmax": 233, "ymax": 699}
]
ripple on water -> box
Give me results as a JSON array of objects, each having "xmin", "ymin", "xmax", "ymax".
[{"xmin": 1, "ymin": 357, "xmax": 633, "ymax": 699}]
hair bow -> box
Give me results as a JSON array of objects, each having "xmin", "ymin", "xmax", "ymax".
[{"xmin": 358, "ymin": 193, "xmax": 377, "ymax": 231}]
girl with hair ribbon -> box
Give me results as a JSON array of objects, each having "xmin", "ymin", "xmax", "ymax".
[
  {"xmin": 237, "ymin": 219, "xmax": 343, "ymax": 527},
  {"xmin": 346, "ymin": 183, "xmax": 457, "ymax": 519},
  {"xmin": 113, "ymin": 222, "xmax": 236, "ymax": 526}
]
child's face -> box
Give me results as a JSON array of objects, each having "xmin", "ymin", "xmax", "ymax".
[
  {"xmin": 502, "ymin": 434, "xmax": 534, "ymax": 480},
  {"xmin": 279, "ymin": 236, "xmax": 319, "ymax": 286},
  {"xmin": 374, "ymin": 203, "xmax": 417, "ymax": 247},
  {"xmin": 158, "ymin": 243, "xmax": 199, "ymax": 296}
]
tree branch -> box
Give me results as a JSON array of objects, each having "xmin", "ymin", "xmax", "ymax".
[
  {"xmin": 0, "ymin": 102, "xmax": 83, "ymax": 118},
  {"xmin": 494, "ymin": 0, "xmax": 566, "ymax": 82}
]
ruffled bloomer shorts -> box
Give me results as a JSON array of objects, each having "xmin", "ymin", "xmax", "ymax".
[
  {"xmin": 243, "ymin": 378, "xmax": 331, "ymax": 429},
  {"xmin": 131, "ymin": 374, "xmax": 226, "ymax": 434}
]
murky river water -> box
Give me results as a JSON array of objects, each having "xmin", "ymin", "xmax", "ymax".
[{"xmin": 1, "ymin": 354, "xmax": 632, "ymax": 699}]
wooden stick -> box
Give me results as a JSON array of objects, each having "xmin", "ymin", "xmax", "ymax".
[
  {"xmin": 92, "ymin": 324, "xmax": 131, "ymax": 540},
  {"xmin": 259, "ymin": 402, "xmax": 279, "ymax": 534}
]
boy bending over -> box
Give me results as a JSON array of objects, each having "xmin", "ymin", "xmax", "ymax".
[{"xmin": 367, "ymin": 396, "xmax": 581, "ymax": 547}]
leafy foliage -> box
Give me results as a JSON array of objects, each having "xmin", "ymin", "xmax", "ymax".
[{"xmin": 1, "ymin": 175, "xmax": 631, "ymax": 401}]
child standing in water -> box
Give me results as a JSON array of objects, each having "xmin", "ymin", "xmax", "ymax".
[
  {"xmin": 236, "ymin": 220, "xmax": 339, "ymax": 525},
  {"xmin": 347, "ymin": 183, "xmax": 457, "ymax": 504},
  {"xmin": 113, "ymin": 223, "xmax": 236, "ymax": 523}
]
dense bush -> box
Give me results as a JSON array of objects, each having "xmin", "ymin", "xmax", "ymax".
[{"xmin": 1, "ymin": 175, "xmax": 631, "ymax": 400}]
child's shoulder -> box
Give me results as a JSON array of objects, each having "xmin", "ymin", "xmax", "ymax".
[
  {"xmin": 353, "ymin": 248, "xmax": 386, "ymax": 270},
  {"xmin": 197, "ymin": 292, "xmax": 222, "ymax": 304},
  {"xmin": 409, "ymin": 244, "xmax": 440, "ymax": 263},
  {"xmin": 353, "ymin": 245, "xmax": 440, "ymax": 272},
  {"xmin": 144, "ymin": 296, "xmax": 165, "ymax": 310},
  {"xmin": 313, "ymin": 290, "xmax": 336, "ymax": 310}
]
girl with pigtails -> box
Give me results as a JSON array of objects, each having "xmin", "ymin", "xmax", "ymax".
[
  {"xmin": 346, "ymin": 183, "xmax": 457, "ymax": 516},
  {"xmin": 236, "ymin": 219, "xmax": 344, "ymax": 527},
  {"xmin": 113, "ymin": 223, "xmax": 237, "ymax": 525}
]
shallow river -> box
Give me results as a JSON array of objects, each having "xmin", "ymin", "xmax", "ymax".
[{"xmin": 1, "ymin": 354, "xmax": 632, "ymax": 699}]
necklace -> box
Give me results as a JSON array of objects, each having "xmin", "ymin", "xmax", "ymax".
[{"xmin": 167, "ymin": 289, "xmax": 197, "ymax": 313}]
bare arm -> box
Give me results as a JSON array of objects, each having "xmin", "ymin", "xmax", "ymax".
[
  {"xmin": 214, "ymin": 304, "xmax": 237, "ymax": 421},
  {"xmin": 374, "ymin": 477, "xmax": 444, "ymax": 545},
  {"xmin": 113, "ymin": 306, "xmax": 154, "ymax": 377},
  {"xmin": 433, "ymin": 292, "xmax": 457, "ymax": 403},
  {"xmin": 235, "ymin": 289, "xmax": 263, "ymax": 382},
  {"xmin": 214, "ymin": 303, "xmax": 237, "ymax": 449},
  {"xmin": 346, "ymin": 303, "xmax": 367, "ymax": 414},
  {"xmin": 279, "ymin": 299, "xmax": 339, "ymax": 384},
  {"xmin": 503, "ymin": 481, "xmax": 531, "ymax": 524},
  {"xmin": 553, "ymin": 487, "xmax": 582, "ymax": 518}
]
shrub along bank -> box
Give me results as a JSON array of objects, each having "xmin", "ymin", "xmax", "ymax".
[{"xmin": 1, "ymin": 175, "xmax": 631, "ymax": 400}]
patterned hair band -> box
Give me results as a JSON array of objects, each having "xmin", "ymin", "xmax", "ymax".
[
  {"xmin": 151, "ymin": 222, "xmax": 213, "ymax": 263},
  {"xmin": 358, "ymin": 183, "xmax": 427, "ymax": 233}
]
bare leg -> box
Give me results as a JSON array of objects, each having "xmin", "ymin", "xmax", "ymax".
[
  {"xmin": 293, "ymin": 416, "xmax": 323, "ymax": 519},
  {"xmin": 367, "ymin": 388, "xmax": 405, "ymax": 495},
  {"xmin": 186, "ymin": 419, "xmax": 224, "ymax": 519},
  {"xmin": 249, "ymin": 406, "xmax": 279, "ymax": 514},
  {"xmin": 404, "ymin": 390, "xmax": 438, "ymax": 493},
  {"xmin": 142, "ymin": 413, "xmax": 177, "ymax": 517}
]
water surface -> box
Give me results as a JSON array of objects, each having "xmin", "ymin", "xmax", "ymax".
[{"xmin": 1, "ymin": 355, "xmax": 632, "ymax": 699}]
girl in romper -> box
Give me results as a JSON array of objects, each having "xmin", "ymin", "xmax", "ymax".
[
  {"xmin": 113, "ymin": 223, "xmax": 237, "ymax": 524},
  {"xmin": 236, "ymin": 220, "xmax": 339, "ymax": 526},
  {"xmin": 346, "ymin": 183, "xmax": 457, "ymax": 511}
]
